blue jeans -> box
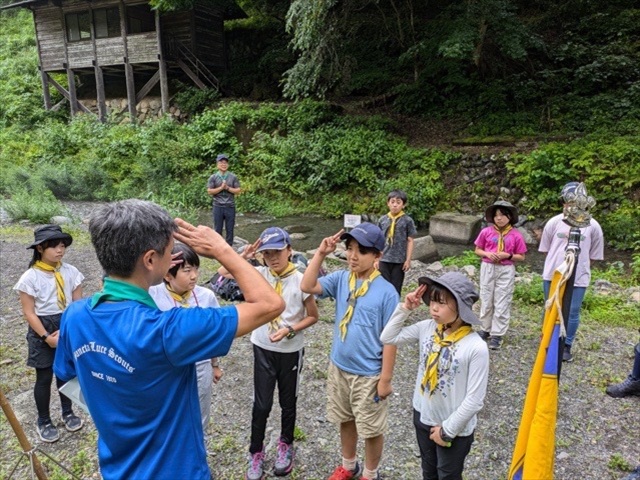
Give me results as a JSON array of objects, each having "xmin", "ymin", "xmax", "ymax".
[
  {"xmin": 543, "ymin": 281, "xmax": 587, "ymax": 347},
  {"xmin": 213, "ymin": 206, "xmax": 236, "ymax": 246}
]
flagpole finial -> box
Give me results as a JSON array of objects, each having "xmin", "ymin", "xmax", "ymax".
[{"xmin": 562, "ymin": 182, "xmax": 595, "ymax": 228}]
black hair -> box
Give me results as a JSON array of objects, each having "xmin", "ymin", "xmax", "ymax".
[
  {"xmin": 387, "ymin": 189, "xmax": 408, "ymax": 205},
  {"xmin": 29, "ymin": 239, "xmax": 68, "ymax": 268},
  {"xmin": 423, "ymin": 283, "xmax": 458, "ymax": 311},
  {"xmin": 89, "ymin": 200, "xmax": 177, "ymax": 277},
  {"xmin": 165, "ymin": 242, "xmax": 200, "ymax": 281},
  {"xmin": 494, "ymin": 207, "xmax": 516, "ymax": 225},
  {"xmin": 345, "ymin": 238, "xmax": 381, "ymax": 256}
]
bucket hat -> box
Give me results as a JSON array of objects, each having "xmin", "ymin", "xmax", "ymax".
[
  {"xmin": 256, "ymin": 227, "xmax": 291, "ymax": 252},
  {"xmin": 418, "ymin": 272, "xmax": 480, "ymax": 325},
  {"xmin": 484, "ymin": 200, "xmax": 518, "ymax": 225},
  {"xmin": 340, "ymin": 222, "xmax": 386, "ymax": 252},
  {"xmin": 27, "ymin": 225, "xmax": 73, "ymax": 250}
]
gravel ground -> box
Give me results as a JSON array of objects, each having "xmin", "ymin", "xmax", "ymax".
[{"xmin": 1, "ymin": 223, "xmax": 639, "ymax": 480}]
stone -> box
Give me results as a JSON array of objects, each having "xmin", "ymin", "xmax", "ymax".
[
  {"xmin": 630, "ymin": 290, "xmax": 640, "ymax": 303},
  {"xmin": 429, "ymin": 212, "xmax": 482, "ymax": 244},
  {"xmin": 289, "ymin": 232, "xmax": 306, "ymax": 240},
  {"xmin": 517, "ymin": 226, "xmax": 537, "ymax": 245},
  {"xmin": 426, "ymin": 261, "xmax": 444, "ymax": 274},
  {"xmin": 461, "ymin": 265, "xmax": 477, "ymax": 278},
  {"xmin": 50, "ymin": 215, "xmax": 73, "ymax": 225},
  {"xmin": 411, "ymin": 235, "xmax": 439, "ymax": 262},
  {"xmin": 284, "ymin": 225, "xmax": 313, "ymax": 234}
]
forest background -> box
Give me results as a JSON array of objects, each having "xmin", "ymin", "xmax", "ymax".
[
  {"xmin": 0, "ymin": 0, "xmax": 639, "ymax": 255},
  {"xmin": 1, "ymin": 1, "xmax": 640, "ymax": 477}
]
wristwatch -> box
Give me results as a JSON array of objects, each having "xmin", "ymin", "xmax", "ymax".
[
  {"xmin": 40, "ymin": 332, "xmax": 50, "ymax": 341},
  {"xmin": 439, "ymin": 428, "xmax": 454, "ymax": 443},
  {"xmin": 507, "ymin": 253, "xmax": 513, "ymax": 260},
  {"xmin": 286, "ymin": 326, "xmax": 296, "ymax": 339}
]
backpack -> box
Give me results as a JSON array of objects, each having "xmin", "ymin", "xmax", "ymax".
[{"xmin": 208, "ymin": 273, "xmax": 245, "ymax": 302}]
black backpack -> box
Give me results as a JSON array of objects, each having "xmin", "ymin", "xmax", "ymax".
[{"xmin": 208, "ymin": 273, "xmax": 245, "ymax": 302}]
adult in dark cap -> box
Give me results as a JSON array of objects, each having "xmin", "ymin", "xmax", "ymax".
[
  {"xmin": 381, "ymin": 272, "xmax": 489, "ymax": 480},
  {"xmin": 13, "ymin": 224, "xmax": 85, "ymax": 443},
  {"xmin": 474, "ymin": 200, "xmax": 527, "ymax": 350},
  {"xmin": 206, "ymin": 153, "xmax": 241, "ymax": 246},
  {"xmin": 539, "ymin": 182, "xmax": 604, "ymax": 362}
]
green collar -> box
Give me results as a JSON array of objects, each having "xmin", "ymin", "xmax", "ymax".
[{"xmin": 91, "ymin": 277, "xmax": 158, "ymax": 310}]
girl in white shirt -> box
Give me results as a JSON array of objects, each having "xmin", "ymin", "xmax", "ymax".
[
  {"xmin": 13, "ymin": 225, "xmax": 84, "ymax": 443},
  {"xmin": 380, "ymin": 272, "xmax": 489, "ymax": 480}
]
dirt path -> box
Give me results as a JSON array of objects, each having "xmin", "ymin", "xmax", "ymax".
[{"xmin": 1, "ymin": 228, "xmax": 638, "ymax": 480}]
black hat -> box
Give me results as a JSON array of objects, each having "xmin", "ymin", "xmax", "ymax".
[
  {"xmin": 27, "ymin": 225, "xmax": 73, "ymax": 250},
  {"xmin": 418, "ymin": 272, "xmax": 480, "ymax": 325},
  {"xmin": 484, "ymin": 200, "xmax": 518, "ymax": 225}
]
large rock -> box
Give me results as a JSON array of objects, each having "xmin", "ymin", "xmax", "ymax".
[
  {"xmin": 429, "ymin": 212, "xmax": 482, "ymax": 244},
  {"xmin": 411, "ymin": 235, "xmax": 439, "ymax": 262}
]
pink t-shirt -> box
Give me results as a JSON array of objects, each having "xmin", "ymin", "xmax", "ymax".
[
  {"xmin": 474, "ymin": 226, "xmax": 527, "ymax": 266},
  {"xmin": 539, "ymin": 213, "xmax": 604, "ymax": 287}
]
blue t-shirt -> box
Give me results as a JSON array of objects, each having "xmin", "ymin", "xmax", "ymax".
[
  {"xmin": 54, "ymin": 298, "xmax": 238, "ymax": 480},
  {"xmin": 319, "ymin": 270, "xmax": 399, "ymax": 376}
]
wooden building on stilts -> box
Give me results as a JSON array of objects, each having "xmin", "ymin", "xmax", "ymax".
[{"xmin": 1, "ymin": 0, "xmax": 244, "ymax": 122}]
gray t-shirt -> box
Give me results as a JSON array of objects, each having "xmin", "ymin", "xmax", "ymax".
[
  {"xmin": 207, "ymin": 172, "xmax": 240, "ymax": 207},
  {"xmin": 378, "ymin": 214, "xmax": 417, "ymax": 263}
]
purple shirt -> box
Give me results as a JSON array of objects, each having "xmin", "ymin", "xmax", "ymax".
[{"xmin": 474, "ymin": 226, "xmax": 527, "ymax": 266}]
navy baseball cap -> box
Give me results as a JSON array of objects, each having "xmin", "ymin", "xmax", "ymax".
[
  {"xmin": 340, "ymin": 222, "xmax": 386, "ymax": 252},
  {"xmin": 256, "ymin": 227, "xmax": 291, "ymax": 252},
  {"xmin": 216, "ymin": 153, "xmax": 229, "ymax": 162}
]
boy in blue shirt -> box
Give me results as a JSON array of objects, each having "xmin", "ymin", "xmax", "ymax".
[
  {"xmin": 377, "ymin": 189, "xmax": 417, "ymax": 295},
  {"xmin": 53, "ymin": 199, "xmax": 284, "ymax": 480},
  {"xmin": 301, "ymin": 223, "xmax": 399, "ymax": 480}
]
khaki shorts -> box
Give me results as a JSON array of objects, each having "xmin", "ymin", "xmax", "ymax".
[{"xmin": 326, "ymin": 362, "xmax": 388, "ymax": 438}]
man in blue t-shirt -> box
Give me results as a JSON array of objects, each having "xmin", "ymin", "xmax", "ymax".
[{"xmin": 54, "ymin": 200, "xmax": 284, "ymax": 480}]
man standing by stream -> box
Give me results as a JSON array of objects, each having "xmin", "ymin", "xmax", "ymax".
[{"xmin": 207, "ymin": 153, "xmax": 241, "ymax": 246}]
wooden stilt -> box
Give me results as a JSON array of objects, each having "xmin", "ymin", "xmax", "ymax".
[{"xmin": 155, "ymin": 10, "xmax": 169, "ymax": 114}]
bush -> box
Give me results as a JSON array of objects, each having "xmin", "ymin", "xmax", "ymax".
[{"xmin": 1, "ymin": 187, "xmax": 67, "ymax": 223}]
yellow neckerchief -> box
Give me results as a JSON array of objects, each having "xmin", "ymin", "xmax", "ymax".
[
  {"xmin": 338, "ymin": 269, "xmax": 381, "ymax": 341},
  {"xmin": 33, "ymin": 260, "xmax": 66, "ymax": 310},
  {"xmin": 386, "ymin": 211, "xmax": 405, "ymax": 245},
  {"xmin": 268, "ymin": 262, "xmax": 298, "ymax": 333},
  {"xmin": 493, "ymin": 224, "xmax": 513, "ymax": 253},
  {"xmin": 421, "ymin": 322, "xmax": 472, "ymax": 395},
  {"xmin": 166, "ymin": 283, "xmax": 193, "ymax": 308}
]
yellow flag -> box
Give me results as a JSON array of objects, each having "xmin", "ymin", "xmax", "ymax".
[{"xmin": 508, "ymin": 267, "xmax": 568, "ymax": 480}]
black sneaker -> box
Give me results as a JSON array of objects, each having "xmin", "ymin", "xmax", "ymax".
[
  {"xmin": 62, "ymin": 412, "xmax": 84, "ymax": 432},
  {"xmin": 478, "ymin": 330, "xmax": 490, "ymax": 341},
  {"xmin": 562, "ymin": 345, "xmax": 574, "ymax": 362},
  {"xmin": 489, "ymin": 336, "xmax": 502, "ymax": 350},
  {"xmin": 606, "ymin": 376, "xmax": 640, "ymax": 398},
  {"xmin": 37, "ymin": 420, "xmax": 60, "ymax": 443}
]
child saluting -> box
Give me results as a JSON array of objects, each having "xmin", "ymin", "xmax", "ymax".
[
  {"xmin": 380, "ymin": 272, "xmax": 489, "ymax": 480},
  {"xmin": 13, "ymin": 225, "xmax": 84, "ymax": 443},
  {"xmin": 219, "ymin": 227, "xmax": 318, "ymax": 479},
  {"xmin": 301, "ymin": 223, "xmax": 399, "ymax": 480}
]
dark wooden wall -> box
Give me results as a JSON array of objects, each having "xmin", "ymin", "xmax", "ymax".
[{"xmin": 33, "ymin": 0, "xmax": 226, "ymax": 72}]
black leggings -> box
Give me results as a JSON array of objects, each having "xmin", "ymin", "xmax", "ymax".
[
  {"xmin": 34, "ymin": 367, "xmax": 72, "ymax": 424},
  {"xmin": 378, "ymin": 261, "xmax": 405, "ymax": 295},
  {"xmin": 249, "ymin": 345, "xmax": 303, "ymax": 453}
]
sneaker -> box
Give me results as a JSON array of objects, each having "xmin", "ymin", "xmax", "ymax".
[
  {"xmin": 274, "ymin": 439, "xmax": 295, "ymax": 476},
  {"xmin": 62, "ymin": 412, "xmax": 84, "ymax": 432},
  {"xmin": 328, "ymin": 463, "xmax": 361, "ymax": 480},
  {"xmin": 562, "ymin": 344, "xmax": 574, "ymax": 362},
  {"xmin": 622, "ymin": 465, "xmax": 640, "ymax": 480},
  {"xmin": 489, "ymin": 336, "xmax": 502, "ymax": 350},
  {"xmin": 478, "ymin": 330, "xmax": 490, "ymax": 341},
  {"xmin": 246, "ymin": 449, "xmax": 265, "ymax": 480},
  {"xmin": 37, "ymin": 420, "xmax": 60, "ymax": 443},
  {"xmin": 606, "ymin": 376, "xmax": 640, "ymax": 398}
]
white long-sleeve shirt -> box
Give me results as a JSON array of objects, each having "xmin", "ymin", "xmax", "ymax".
[{"xmin": 381, "ymin": 304, "xmax": 489, "ymax": 437}]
